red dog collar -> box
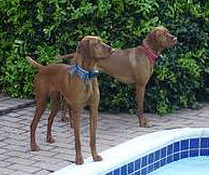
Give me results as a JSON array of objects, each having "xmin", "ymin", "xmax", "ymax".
[{"xmin": 140, "ymin": 44, "xmax": 159, "ymax": 65}]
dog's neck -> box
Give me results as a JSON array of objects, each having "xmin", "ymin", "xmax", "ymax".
[
  {"xmin": 140, "ymin": 42, "xmax": 159, "ymax": 65},
  {"xmin": 72, "ymin": 54, "xmax": 97, "ymax": 70},
  {"xmin": 142, "ymin": 38, "xmax": 165, "ymax": 56}
]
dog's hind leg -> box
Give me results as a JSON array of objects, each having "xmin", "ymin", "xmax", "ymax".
[
  {"xmin": 69, "ymin": 106, "xmax": 74, "ymax": 128},
  {"xmin": 61, "ymin": 97, "xmax": 69, "ymax": 122},
  {"xmin": 46, "ymin": 92, "xmax": 60, "ymax": 143},
  {"xmin": 30, "ymin": 97, "xmax": 47, "ymax": 151}
]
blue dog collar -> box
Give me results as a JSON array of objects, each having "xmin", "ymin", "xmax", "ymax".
[{"xmin": 68, "ymin": 64, "xmax": 99, "ymax": 81}]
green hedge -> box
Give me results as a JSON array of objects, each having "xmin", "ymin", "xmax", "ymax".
[{"xmin": 0, "ymin": 0, "xmax": 209, "ymax": 114}]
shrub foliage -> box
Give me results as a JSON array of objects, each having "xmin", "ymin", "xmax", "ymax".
[{"xmin": 0, "ymin": 0, "xmax": 209, "ymax": 114}]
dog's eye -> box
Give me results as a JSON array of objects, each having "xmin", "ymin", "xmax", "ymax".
[
  {"xmin": 159, "ymin": 36, "xmax": 167, "ymax": 42},
  {"xmin": 94, "ymin": 42, "xmax": 100, "ymax": 46}
]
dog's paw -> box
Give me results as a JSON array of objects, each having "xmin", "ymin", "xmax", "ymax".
[
  {"xmin": 138, "ymin": 117, "xmax": 147, "ymax": 128},
  {"xmin": 61, "ymin": 116, "xmax": 69, "ymax": 122},
  {"xmin": 75, "ymin": 157, "xmax": 84, "ymax": 165},
  {"xmin": 46, "ymin": 136, "xmax": 55, "ymax": 144},
  {"xmin": 93, "ymin": 155, "xmax": 103, "ymax": 162},
  {"xmin": 31, "ymin": 144, "xmax": 40, "ymax": 151}
]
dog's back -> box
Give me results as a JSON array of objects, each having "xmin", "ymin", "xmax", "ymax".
[{"xmin": 34, "ymin": 64, "xmax": 70, "ymax": 97}]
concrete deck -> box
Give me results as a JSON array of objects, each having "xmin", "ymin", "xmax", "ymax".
[{"xmin": 0, "ymin": 94, "xmax": 208, "ymax": 175}]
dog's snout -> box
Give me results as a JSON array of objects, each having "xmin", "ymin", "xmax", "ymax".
[
  {"xmin": 173, "ymin": 37, "xmax": 177, "ymax": 43},
  {"xmin": 111, "ymin": 48, "xmax": 116, "ymax": 54},
  {"xmin": 173, "ymin": 37, "xmax": 177, "ymax": 41},
  {"xmin": 104, "ymin": 43, "xmax": 115, "ymax": 54}
]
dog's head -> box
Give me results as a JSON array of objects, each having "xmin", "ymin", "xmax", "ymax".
[
  {"xmin": 77, "ymin": 36, "xmax": 114, "ymax": 61},
  {"xmin": 147, "ymin": 26, "xmax": 177, "ymax": 48}
]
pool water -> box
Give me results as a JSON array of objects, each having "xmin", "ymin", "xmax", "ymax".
[{"xmin": 149, "ymin": 156, "xmax": 209, "ymax": 175}]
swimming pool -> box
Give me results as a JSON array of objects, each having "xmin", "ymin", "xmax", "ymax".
[{"xmin": 51, "ymin": 128, "xmax": 209, "ymax": 175}]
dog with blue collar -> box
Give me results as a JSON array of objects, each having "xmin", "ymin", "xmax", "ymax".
[{"xmin": 26, "ymin": 36, "xmax": 115, "ymax": 165}]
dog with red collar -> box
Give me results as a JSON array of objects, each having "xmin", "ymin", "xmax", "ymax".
[{"xmin": 58, "ymin": 26, "xmax": 177, "ymax": 127}]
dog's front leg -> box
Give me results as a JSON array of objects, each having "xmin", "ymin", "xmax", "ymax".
[
  {"xmin": 72, "ymin": 107, "xmax": 84, "ymax": 165},
  {"xmin": 89, "ymin": 104, "xmax": 103, "ymax": 162},
  {"xmin": 136, "ymin": 84, "xmax": 147, "ymax": 127}
]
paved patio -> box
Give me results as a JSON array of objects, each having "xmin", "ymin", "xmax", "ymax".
[{"xmin": 0, "ymin": 94, "xmax": 209, "ymax": 175}]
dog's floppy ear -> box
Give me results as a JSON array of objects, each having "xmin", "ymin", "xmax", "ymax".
[
  {"xmin": 77, "ymin": 39, "xmax": 91, "ymax": 60},
  {"xmin": 149, "ymin": 29, "xmax": 158, "ymax": 42}
]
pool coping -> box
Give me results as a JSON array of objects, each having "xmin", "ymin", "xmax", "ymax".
[{"xmin": 51, "ymin": 128, "xmax": 209, "ymax": 175}]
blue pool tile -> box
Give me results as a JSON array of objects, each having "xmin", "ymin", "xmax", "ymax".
[
  {"xmin": 190, "ymin": 149, "xmax": 199, "ymax": 157},
  {"xmin": 167, "ymin": 155, "xmax": 173, "ymax": 164},
  {"xmin": 141, "ymin": 168, "xmax": 147, "ymax": 175},
  {"xmin": 201, "ymin": 138, "xmax": 209, "ymax": 148},
  {"xmin": 147, "ymin": 164, "xmax": 153, "ymax": 174},
  {"xmin": 181, "ymin": 140, "xmax": 189, "ymax": 150},
  {"xmin": 174, "ymin": 153, "xmax": 180, "ymax": 161},
  {"xmin": 190, "ymin": 138, "xmax": 199, "ymax": 149},
  {"xmin": 174, "ymin": 142, "xmax": 180, "ymax": 152},
  {"xmin": 153, "ymin": 161, "xmax": 160, "ymax": 170},
  {"xmin": 181, "ymin": 151, "xmax": 189, "ymax": 159},
  {"xmin": 154, "ymin": 150, "xmax": 160, "ymax": 161},
  {"xmin": 167, "ymin": 155, "xmax": 174, "ymax": 163},
  {"xmin": 113, "ymin": 168, "xmax": 120, "ymax": 175},
  {"xmin": 141, "ymin": 156, "xmax": 147, "ymax": 168},
  {"xmin": 128, "ymin": 162, "xmax": 134, "ymax": 173},
  {"xmin": 121, "ymin": 165, "xmax": 127, "ymax": 175},
  {"xmin": 106, "ymin": 172, "xmax": 112, "ymax": 175},
  {"xmin": 160, "ymin": 158, "xmax": 166, "ymax": 166},
  {"xmin": 134, "ymin": 170, "xmax": 140, "ymax": 175},
  {"xmin": 200, "ymin": 149, "xmax": 209, "ymax": 156},
  {"xmin": 167, "ymin": 144, "xmax": 173, "ymax": 156},
  {"xmin": 148, "ymin": 153, "xmax": 154, "ymax": 164},
  {"xmin": 161, "ymin": 147, "xmax": 166, "ymax": 158},
  {"xmin": 134, "ymin": 159, "xmax": 140, "ymax": 171}
]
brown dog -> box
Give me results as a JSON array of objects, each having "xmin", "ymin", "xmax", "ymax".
[
  {"xmin": 27, "ymin": 36, "xmax": 114, "ymax": 165},
  {"xmin": 58, "ymin": 26, "xmax": 177, "ymax": 127}
]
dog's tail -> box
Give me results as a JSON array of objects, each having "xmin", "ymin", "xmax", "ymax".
[
  {"xmin": 56, "ymin": 53, "xmax": 75, "ymax": 59},
  {"xmin": 26, "ymin": 56, "xmax": 44, "ymax": 69}
]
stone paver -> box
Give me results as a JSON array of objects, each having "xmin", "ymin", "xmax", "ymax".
[
  {"xmin": 0, "ymin": 94, "xmax": 209, "ymax": 174},
  {"xmin": 0, "ymin": 94, "xmax": 35, "ymax": 116}
]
